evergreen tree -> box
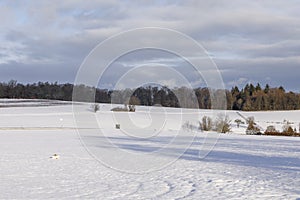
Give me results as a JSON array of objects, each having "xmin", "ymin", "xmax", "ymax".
[
  {"xmin": 264, "ymin": 84, "xmax": 270, "ymax": 93},
  {"xmin": 255, "ymin": 83, "xmax": 261, "ymax": 91}
]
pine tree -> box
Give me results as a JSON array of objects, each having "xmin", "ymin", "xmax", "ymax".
[
  {"xmin": 255, "ymin": 83, "xmax": 261, "ymax": 91},
  {"xmin": 264, "ymin": 84, "xmax": 270, "ymax": 93}
]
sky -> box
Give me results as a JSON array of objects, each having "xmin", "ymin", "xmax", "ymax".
[{"xmin": 1, "ymin": 0, "xmax": 300, "ymax": 91}]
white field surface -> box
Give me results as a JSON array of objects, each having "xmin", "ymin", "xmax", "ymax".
[{"xmin": 0, "ymin": 99, "xmax": 299, "ymax": 199}]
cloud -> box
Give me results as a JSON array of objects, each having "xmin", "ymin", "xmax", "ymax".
[{"xmin": 0, "ymin": 0, "xmax": 300, "ymax": 91}]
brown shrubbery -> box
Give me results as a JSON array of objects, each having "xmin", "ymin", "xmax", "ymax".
[
  {"xmin": 198, "ymin": 114, "xmax": 231, "ymax": 133},
  {"xmin": 264, "ymin": 131, "xmax": 300, "ymax": 137},
  {"xmin": 264, "ymin": 123, "xmax": 300, "ymax": 137}
]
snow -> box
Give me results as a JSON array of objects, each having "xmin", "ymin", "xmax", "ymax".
[{"xmin": 0, "ymin": 100, "xmax": 299, "ymax": 199}]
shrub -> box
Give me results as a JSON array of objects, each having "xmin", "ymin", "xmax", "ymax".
[
  {"xmin": 264, "ymin": 125, "xmax": 278, "ymax": 135},
  {"xmin": 199, "ymin": 116, "xmax": 213, "ymax": 131},
  {"xmin": 246, "ymin": 116, "xmax": 255, "ymax": 125},
  {"xmin": 264, "ymin": 122, "xmax": 300, "ymax": 137},
  {"xmin": 91, "ymin": 103, "xmax": 100, "ymax": 112},
  {"xmin": 282, "ymin": 120, "xmax": 293, "ymax": 133},
  {"xmin": 265, "ymin": 125, "xmax": 278, "ymax": 133},
  {"xmin": 215, "ymin": 114, "xmax": 231, "ymax": 133},
  {"xmin": 265, "ymin": 131, "xmax": 300, "ymax": 137},
  {"xmin": 246, "ymin": 116, "xmax": 261, "ymax": 135},
  {"xmin": 282, "ymin": 126, "xmax": 295, "ymax": 136}
]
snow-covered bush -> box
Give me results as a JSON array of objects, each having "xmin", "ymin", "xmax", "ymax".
[{"xmin": 265, "ymin": 125, "xmax": 278, "ymax": 133}]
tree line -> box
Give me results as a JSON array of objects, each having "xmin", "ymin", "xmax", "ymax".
[
  {"xmin": 227, "ymin": 83, "xmax": 300, "ymax": 111},
  {"xmin": 0, "ymin": 80, "xmax": 299, "ymax": 111}
]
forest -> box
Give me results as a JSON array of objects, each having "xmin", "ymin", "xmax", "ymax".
[{"xmin": 0, "ymin": 80, "xmax": 299, "ymax": 111}]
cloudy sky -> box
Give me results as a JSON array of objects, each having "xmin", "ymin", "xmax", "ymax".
[{"xmin": 1, "ymin": 0, "xmax": 300, "ymax": 91}]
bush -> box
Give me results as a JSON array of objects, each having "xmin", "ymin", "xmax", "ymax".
[
  {"xmin": 91, "ymin": 103, "xmax": 100, "ymax": 112},
  {"xmin": 199, "ymin": 116, "xmax": 213, "ymax": 131},
  {"xmin": 282, "ymin": 126, "xmax": 295, "ymax": 136},
  {"xmin": 265, "ymin": 131, "xmax": 300, "ymax": 137},
  {"xmin": 264, "ymin": 125, "xmax": 278, "ymax": 135},
  {"xmin": 265, "ymin": 125, "xmax": 278, "ymax": 133},
  {"xmin": 264, "ymin": 122, "xmax": 300, "ymax": 137},
  {"xmin": 215, "ymin": 114, "xmax": 231, "ymax": 133},
  {"xmin": 246, "ymin": 117, "xmax": 261, "ymax": 135},
  {"xmin": 282, "ymin": 120, "xmax": 293, "ymax": 133}
]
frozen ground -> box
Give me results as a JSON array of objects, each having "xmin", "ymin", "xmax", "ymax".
[{"xmin": 0, "ymin": 100, "xmax": 299, "ymax": 199}]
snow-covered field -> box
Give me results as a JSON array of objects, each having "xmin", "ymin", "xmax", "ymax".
[{"xmin": 0, "ymin": 99, "xmax": 299, "ymax": 199}]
